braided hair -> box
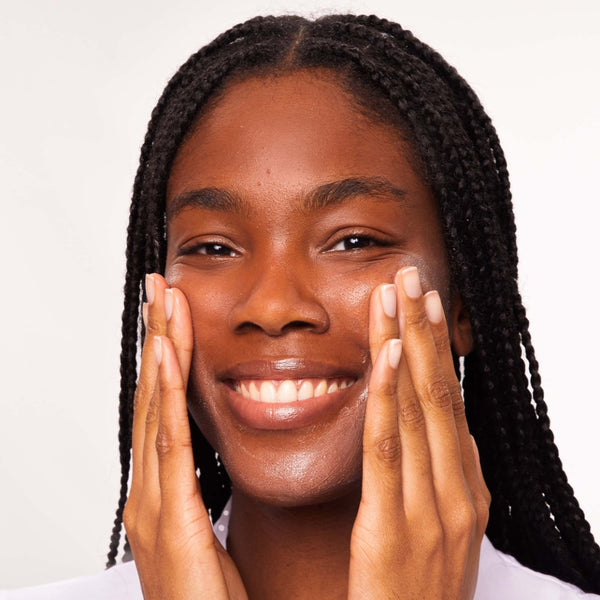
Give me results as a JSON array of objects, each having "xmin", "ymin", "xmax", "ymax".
[{"xmin": 106, "ymin": 14, "xmax": 600, "ymax": 593}]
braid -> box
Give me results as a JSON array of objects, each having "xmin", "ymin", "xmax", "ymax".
[{"xmin": 108, "ymin": 13, "xmax": 600, "ymax": 592}]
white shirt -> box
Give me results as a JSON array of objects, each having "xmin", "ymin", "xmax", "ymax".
[{"xmin": 2, "ymin": 505, "xmax": 598, "ymax": 599}]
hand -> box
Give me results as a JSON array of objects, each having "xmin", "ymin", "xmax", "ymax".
[
  {"xmin": 123, "ymin": 273, "xmax": 248, "ymax": 600},
  {"xmin": 348, "ymin": 267, "xmax": 490, "ymax": 600}
]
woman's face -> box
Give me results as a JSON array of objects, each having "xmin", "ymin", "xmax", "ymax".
[{"xmin": 165, "ymin": 70, "xmax": 467, "ymax": 507}]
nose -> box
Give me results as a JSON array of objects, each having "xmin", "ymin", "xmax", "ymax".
[{"xmin": 229, "ymin": 259, "xmax": 329, "ymax": 336}]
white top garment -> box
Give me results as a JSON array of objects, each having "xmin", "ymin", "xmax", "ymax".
[{"xmin": 2, "ymin": 503, "xmax": 599, "ymax": 600}]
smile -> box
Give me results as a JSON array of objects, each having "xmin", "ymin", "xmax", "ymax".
[{"xmin": 233, "ymin": 378, "xmax": 356, "ymax": 403}]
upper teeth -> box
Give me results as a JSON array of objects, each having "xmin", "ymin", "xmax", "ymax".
[{"xmin": 234, "ymin": 378, "xmax": 355, "ymax": 403}]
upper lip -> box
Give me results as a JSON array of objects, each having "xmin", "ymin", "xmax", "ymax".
[{"xmin": 218, "ymin": 358, "xmax": 364, "ymax": 382}]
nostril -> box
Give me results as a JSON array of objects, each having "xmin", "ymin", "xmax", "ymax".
[
  {"xmin": 234, "ymin": 321, "xmax": 266, "ymax": 335},
  {"xmin": 234, "ymin": 319, "xmax": 325, "ymax": 336},
  {"xmin": 287, "ymin": 320, "xmax": 318, "ymax": 330}
]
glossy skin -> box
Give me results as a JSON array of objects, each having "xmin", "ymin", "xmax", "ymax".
[
  {"xmin": 123, "ymin": 70, "xmax": 489, "ymax": 599},
  {"xmin": 165, "ymin": 72, "xmax": 465, "ymax": 505}
]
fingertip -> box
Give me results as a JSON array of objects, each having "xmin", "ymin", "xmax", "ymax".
[
  {"xmin": 380, "ymin": 284, "xmax": 397, "ymax": 318},
  {"xmin": 398, "ymin": 266, "xmax": 421, "ymax": 299},
  {"xmin": 169, "ymin": 287, "xmax": 191, "ymax": 318},
  {"xmin": 424, "ymin": 290, "xmax": 444, "ymax": 324},
  {"xmin": 145, "ymin": 273, "xmax": 156, "ymax": 304},
  {"xmin": 388, "ymin": 338, "xmax": 402, "ymax": 369},
  {"xmin": 164, "ymin": 288, "xmax": 174, "ymax": 321},
  {"xmin": 153, "ymin": 336, "xmax": 163, "ymax": 365}
]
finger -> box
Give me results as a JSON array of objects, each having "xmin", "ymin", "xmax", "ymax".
[
  {"xmin": 361, "ymin": 338, "xmax": 404, "ymax": 511},
  {"xmin": 396, "ymin": 267, "xmax": 464, "ymax": 491},
  {"xmin": 393, "ymin": 353, "xmax": 437, "ymax": 511},
  {"xmin": 130, "ymin": 273, "xmax": 169, "ymax": 497},
  {"xmin": 423, "ymin": 291, "xmax": 485, "ymax": 498},
  {"xmin": 141, "ymin": 275, "xmax": 170, "ymax": 496},
  {"xmin": 165, "ymin": 287, "xmax": 193, "ymax": 386},
  {"xmin": 369, "ymin": 284, "xmax": 399, "ymax": 364},
  {"xmin": 422, "ymin": 290, "xmax": 489, "ymax": 565},
  {"xmin": 154, "ymin": 336, "xmax": 211, "ymax": 534}
]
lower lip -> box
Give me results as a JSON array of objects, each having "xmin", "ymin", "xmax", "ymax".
[{"xmin": 224, "ymin": 383, "xmax": 358, "ymax": 430}]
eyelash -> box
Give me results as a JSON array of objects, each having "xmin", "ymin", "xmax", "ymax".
[
  {"xmin": 178, "ymin": 233, "xmax": 390, "ymax": 257},
  {"xmin": 328, "ymin": 234, "xmax": 387, "ymax": 252},
  {"xmin": 180, "ymin": 241, "xmax": 238, "ymax": 257}
]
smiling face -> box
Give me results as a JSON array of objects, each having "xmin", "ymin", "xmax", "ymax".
[{"xmin": 164, "ymin": 70, "xmax": 467, "ymax": 507}]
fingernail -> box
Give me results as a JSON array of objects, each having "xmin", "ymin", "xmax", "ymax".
[
  {"xmin": 424, "ymin": 291, "xmax": 444, "ymax": 324},
  {"xmin": 380, "ymin": 284, "xmax": 396, "ymax": 318},
  {"xmin": 142, "ymin": 302, "xmax": 148, "ymax": 327},
  {"xmin": 145, "ymin": 274, "xmax": 155, "ymax": 305},
  {"xmin": 401, "ymin": 267, "xmax": 421, "ymax": 299},
  {"xmin": 388, "ymin": 339, "xmax": 402, "ymax": 369},
  {"xmin": 153, "ymin": 336, "xmax": 162, "ymax": 365},
  {"xmin": 164, "ymin": 289, "xmax": 174, "ymax": 321}
]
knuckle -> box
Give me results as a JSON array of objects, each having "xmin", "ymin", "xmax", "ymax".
[
  {"xmin": 134, "ymin": 381, "xmax": 153, "ymax": 411},
  {"xmin": 370, "ymin": 434, "xmax": 402, "ymax": 464},
  {"xmin": 145, "ymin": 315, "xmax": 163, "ymax": 336},
  {"xmin": 169, "ymin": 383, "xmax": 187, "ymax": 396},
  {"xmin": 372, "ymin": 378, "xmax": 396, "ymax": 400},
  {"xmin": 449, "ymin": 503, "xmax": 477, "ymax": 537},
  {"xmin": 483, "ymin": 485, "xmax": 492, "ymax": 507},
  {"xmin": 123, "ymin": 503, "xmax": 135, "ymax": 533},
  {"xmin": 155, "ymin": 429, "xmax": 193, "ymax": 457},
  {"xmin": 420, "ymin": 522, "xmax": 444, "ymax": 556},
  {"xmin": 424, "ymin": 377, "xmax": 453, "ymax": 410},
  {"xmin": 475, "ymin": 495, "xmax": 491, "ymax": 529},
  {"xmin": 447, "ymin": 379, "xmax": 463, "ymax": 401},
  {"xmin": 434, "ymin": 331, "xmax": 452, "ymax": 355},
  {"xmin": 398, "ymin": 395, "xmax": 425, "ymax": 429},
  {"xmin": 145, "ymin": 397, "xmax": 159, "ymax": 425},
  {"xmin": 452, "ymin": 396, "xmax": 466, "ymax": 421},
  {"xmin": 405, "ymin": 309, "xmax": 430, "ymax": 331},
  {"xmin": 154, "ymin": 430, "xmax": 174, "ymax": 457}
]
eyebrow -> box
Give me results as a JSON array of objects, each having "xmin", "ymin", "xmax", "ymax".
[
  {"xmin": 304, "ymin": 177, "xmax": 406, "ymax": 210},
  {"xmin": 167, "ymin": 176, "xmax": 406, "ymax": 220},
  {"xmin": 167, "ymin": 188, "xmax": 245, "ymax": 219}
]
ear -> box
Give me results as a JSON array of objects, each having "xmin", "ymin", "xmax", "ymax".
[{"xmin": 448, "ymin": 296, "xmax": 473, "ymax": 357}]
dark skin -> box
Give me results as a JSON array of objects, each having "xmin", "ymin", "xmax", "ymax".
[{"xmin": 123, "ymin": 70, "xmax": 490, "ymax": 599}]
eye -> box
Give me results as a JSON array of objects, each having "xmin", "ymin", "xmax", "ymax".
[
  {"xmin": 330, "ymin": 235, "xmax": 377, "ymax": 252},
  {"xmin": 181, "ymin": 242, "xmax": 238, "ymax": 257}
]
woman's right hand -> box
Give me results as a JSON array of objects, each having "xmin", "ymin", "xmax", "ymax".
[{"xmin": 123, "ymin": 273, "xmax": 248, "ymax": 600}]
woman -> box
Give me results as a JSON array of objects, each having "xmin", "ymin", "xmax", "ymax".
[
  {"xmin": 4, "ymin": 13, "xmax": 599, "ymax": 599},
  {"xmin": 112, "ymin": 13, "xmax": 600, "ymax": 598}
]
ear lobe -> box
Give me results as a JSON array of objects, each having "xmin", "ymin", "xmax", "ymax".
[{"xmin": 449, "ymin": 298, "xmax": 473, "ymax": 357}]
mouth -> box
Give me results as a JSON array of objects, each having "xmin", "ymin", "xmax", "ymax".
[
  {"xmin": 231, "ymin": 378, "xmax": 356, "ymax": 403},
  {"xmin": 219, "ymin": 360, "xmax": 364, "ymax": 430}
]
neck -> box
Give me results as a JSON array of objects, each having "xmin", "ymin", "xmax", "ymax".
[{"xmin": 227, "ymin": 488, "xmax": 361, "ymax": 600}]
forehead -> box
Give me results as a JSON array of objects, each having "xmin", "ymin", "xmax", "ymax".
[{"xmin": 166, "ymin": 70, "xmax": 427, "ymax": 207}]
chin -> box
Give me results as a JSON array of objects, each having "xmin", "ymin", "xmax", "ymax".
[{"xmin": 226, "ymin": 447, "xmax": 364, "ymax": 508}]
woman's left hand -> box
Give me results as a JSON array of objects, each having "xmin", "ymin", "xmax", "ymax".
[{"xmin": 348, "ymin": 266, "xmax": 490, "ymax": 600}]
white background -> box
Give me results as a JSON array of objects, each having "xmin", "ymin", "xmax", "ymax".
[{"xmin": 0, "ymin": 0, "xmax": 598, "ymax": 590}]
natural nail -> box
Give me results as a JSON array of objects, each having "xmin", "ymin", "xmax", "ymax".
[
  {"xmin": 165, "ymin": 289, "xmax": 174, "ymax": 321},
  {"xmin": 145, "ymin": 274, "xmax": 156, "ymax": 305},
  {"xmin": 388, "ymin": 339, "xmax": 402, "ymax": 369},
  {"xmin": 153, "ymin": 336, "xmax": 162, "ymax": 365},
  {"xmin": 381, "ymin": 284, "xmax": 397, "ymax": 318},
  {"xmin": 401, "ymin": 267, "xmax": 422, "ymax": 299},
  {"xmin": 424, "ymin": 291, "xmax": 444, "ymax": 324}
]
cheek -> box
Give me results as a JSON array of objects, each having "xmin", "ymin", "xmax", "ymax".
[
  {"xmin": 322, "ymin": 276, "xmax": 372, "ymax": 331},
  {"xmin": 322, "ymin": 256, "xmax": 445, "ymax": 329},
  {"xmin": 166, "ymin": 266, "xmax": 233, "ymax": 333},
  {"xmin": 164, "ymin": 267, "xmax": 233, "ymax": 400}
]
